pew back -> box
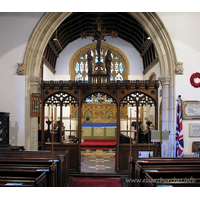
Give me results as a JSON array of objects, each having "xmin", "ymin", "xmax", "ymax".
[
  {"xmin": 0, "ymin": 156, "xmax": 57, "ymax": 186},
  {"xmin": 144, "ymin": 171, "xmax": 200, "ymax": 187},
  {"xmin": 0, "ymin": 150, "xmax": 69, "ymax": 186},
  {"xmin": 129, "ymin": 157, "xmax": 200, "ymax": 187},
  {"xmin": 0, "ymin": 171, "xmax": 47, "ymax": 187}
]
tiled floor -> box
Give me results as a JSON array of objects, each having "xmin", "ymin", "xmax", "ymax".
[{"xmin": 81, "ymin": 149, "xmax": 115, "ymax": 173}]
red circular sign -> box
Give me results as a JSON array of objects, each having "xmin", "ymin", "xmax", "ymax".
[{"xmin": 190, "ymin": 72, "xmax": 200, "ymax": 88}]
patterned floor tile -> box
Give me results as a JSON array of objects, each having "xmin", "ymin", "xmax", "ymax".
[{"xmin": 81, "ymin": 150, "xmax": 115, "ymax": 173}]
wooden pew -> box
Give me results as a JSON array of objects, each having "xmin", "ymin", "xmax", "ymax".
[
  {"xmin": 3, "ymin": 150, "xmax": 69, "ymax": 186},
  {"xmin": 0, "ymin": 163, "xmax": 56, "ymax": 187},
  {"xmin": 129, "ymin": 157, "xmax": 200, "ymax": 187},
  {"xmin": 135, "ymin": 162, "xmax": 200, "ymax": 187},
  {"xmin": 0, "ymin": 150, "xmax": 69, "ymax": 186},
  {"xmin": 56, "ymin": 150, "xmax": 70, "ymax": 186},
  {"xmin": 7, "ymin": 150, "xmax": 70, "ymax": 186},
  {"xmin": 144, "ymin": 171, "xmax": 200, "ymax": 187},
  {"xmin": 0, "ymin": 171, "xmax": 47, "ymax": 187},
  {"xmin": 0, "ymin": 157, "xmax": 58, "ymax": 187}
]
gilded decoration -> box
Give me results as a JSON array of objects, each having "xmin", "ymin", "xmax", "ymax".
[{"xmin": 70, "ymin": 103, "xmax": 127, "ymax": 123}]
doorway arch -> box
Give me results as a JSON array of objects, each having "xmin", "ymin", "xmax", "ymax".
[{"xmin": 23, "ymin": 12, "xmax": 177, "ymax": 157}]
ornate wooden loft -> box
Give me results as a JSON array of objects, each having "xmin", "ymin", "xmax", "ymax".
[{"xmin": 40, "ymin": 17, "xmax": 160, "ymax": 173}]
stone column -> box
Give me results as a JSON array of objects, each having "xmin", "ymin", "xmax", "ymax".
[
  {"xmin": 28, "ymin": 76, "xmax": 41, "ymax": 150},
  {"xmin": 158, "ymin": 76, "xmax": 171, "ymax": 157}
]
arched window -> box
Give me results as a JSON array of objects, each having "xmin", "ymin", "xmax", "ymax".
[{"xmin": 69, "ymin": 43, "xmax": 129, "ymax": 81}]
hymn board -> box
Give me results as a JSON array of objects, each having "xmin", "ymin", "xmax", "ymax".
[{"xmin": 40, "ymin": 17, "xmax": 160, "ymax": 173}]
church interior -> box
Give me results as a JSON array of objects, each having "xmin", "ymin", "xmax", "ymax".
[{"xmin": 1, "ymin": 10, "xmax": 200, "ymax": 191}]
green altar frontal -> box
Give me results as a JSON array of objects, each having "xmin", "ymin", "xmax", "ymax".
[{"xmin": 81, "ymin": 123, "xmax": 117, "ymax": 139}]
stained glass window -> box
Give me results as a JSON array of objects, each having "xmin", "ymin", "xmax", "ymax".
[
  {"xmin": 75, "ymin": 73, "xmax": 83, "ymax": 81},
  {"xmin": 115, "ymin": 62, "xmax": 118, "ymax": 73},
  {"xmin": 85, "ymin": 62, "xmax": 88, "ymax": 73},
  {"xmin": 115, "ymin": 73, "xmax": 123, "ymax": 81},
  {"xmin": 120, "ymin": 62, "xmax": 123, "ymax": 72},
  {"xmin": 95, "ymin": 56, "xmax": 98, "ymax": 63},
  {"xmin": 74, "ymin": 47, "xmax": 125, "ymax": 81},
  {"xmin": 75, "ymin": 62, "xmax": 79, "ymax": 73},
  {"xmin": 111, "ymin": 62, "xmax": 113, "ymax": 73},
  {"xmin": 80, "ymin": 62, "xmax": 84, "ymax": 73}
]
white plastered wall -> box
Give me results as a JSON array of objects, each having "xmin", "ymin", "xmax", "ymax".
[
  {"xmin": 0, "ymin": 12, "xmax": 44, "ymax": 146},
  {"xmin": 158, "ymin": 12, "xmax": 200, "ymax": 154}
]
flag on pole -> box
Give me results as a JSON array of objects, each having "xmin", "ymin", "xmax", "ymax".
[{"xmin": 176, "ymin": 97, "xmax": 184, "ymax": 157}]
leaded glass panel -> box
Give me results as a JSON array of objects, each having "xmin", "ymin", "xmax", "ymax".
[{"xmin": 74, "ymin": 47, "xmax": 125, "ymax": 81}]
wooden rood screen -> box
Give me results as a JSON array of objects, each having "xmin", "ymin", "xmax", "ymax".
[
  {"xmin": 40, "ymin": 80, "xmax": 160, "ymax": 172},
  {"xmin": 39, "ymin": 16, "xmax": 161, "ymax": 173},
  {"xmin": 41, "ymin": 80, "xmax": 159, "ymax": 144}
]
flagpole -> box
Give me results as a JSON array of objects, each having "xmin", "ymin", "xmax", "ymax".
[
  {"xmin": 176, "ymin": 97, "xmax": 178, "ymax": 157},
  {"xmin": 176, "ymin": 95, "xmax": 183, "ymax": 157},
  {"xmin": 126, "ymin": 115, "xmax": 128, "ymax": 136},
  {"xmin": 176, "ymin": 96, "xmax": 179, "ymax": 157},
  {"xmin": 51, "ymin": 104, "xmax": 55, "ymax": 186},
  {"xmin": 69, "ymin": 114, "xmax": 71, "ymax": 138},
  {"xmin": 129, "ymin": 108, "xmax": 132, "ymax": 162}
]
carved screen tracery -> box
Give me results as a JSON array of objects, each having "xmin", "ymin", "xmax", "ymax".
[
  {"xmin": 44, "ymin": 92, "xmax": 78, "ymax": 106},
  {"xmin": 121, "ymin": 92, "xmax": 156, "ymax": 131},
  {"xmin": 121, "ymin": 92, "xmax": 156, "ymax": 107}
]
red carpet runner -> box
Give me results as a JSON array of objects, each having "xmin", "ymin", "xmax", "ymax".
[
  {"xmin": 81, "ymin": 139, "xmax": 117, "ymax": 149},
  {"xmin": 69, "ymin": 178, "xmax": 123, "ymax": 187}
]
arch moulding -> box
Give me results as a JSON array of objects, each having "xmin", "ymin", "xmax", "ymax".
[{"xmin": 23, "ymin": 12, "xmax": 177, "ymax": 155}]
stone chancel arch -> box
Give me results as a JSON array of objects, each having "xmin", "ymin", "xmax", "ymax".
[{"xmin": 23, "ymin": 12, "xmax": 177, "ymax": 157}]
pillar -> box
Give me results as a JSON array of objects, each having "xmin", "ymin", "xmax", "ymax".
[
  {"xmin": 158, "ymin": 76, "xmax": 171, "ymax": 157},
  {"xmin": 25, "ymin": 76, "xmax": 41, "ymax": 150}
]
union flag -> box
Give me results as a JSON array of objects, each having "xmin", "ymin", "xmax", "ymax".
[{"xmin": 176, "ymin": 98, "xmax": 184, "ymax": 157}]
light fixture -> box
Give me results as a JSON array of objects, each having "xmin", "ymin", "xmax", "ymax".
[{"xmin": 53, "ymin": 30, "xmax": 62, "ymax": 50}]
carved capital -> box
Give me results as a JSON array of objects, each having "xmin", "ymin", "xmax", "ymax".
[
  {"xmin": 29, "ymin": 76, "xmax": 42, "ymax": 87},
  {"xmin": 17, "ymin": 63, "xmax": 25, "ymax": 75},
  {"xmin": 175, "ymin": 62, "xmax": 183, "ymax": 75},
  {"xmin": 158, "ymin": 76, "xmax": 171, "ymax": 86}
]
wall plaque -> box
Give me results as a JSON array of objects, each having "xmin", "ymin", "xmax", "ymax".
[
  {"xmin": 31, "ymin": 93, "xmax": 41, "ymax": 117},
  {"xmin": 189, "ymin": 123, "xmax": 200, "ymax": 137},
  {"xmin": 182, "ymin": 101, "xmax": 200, "ymax": 119}
]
